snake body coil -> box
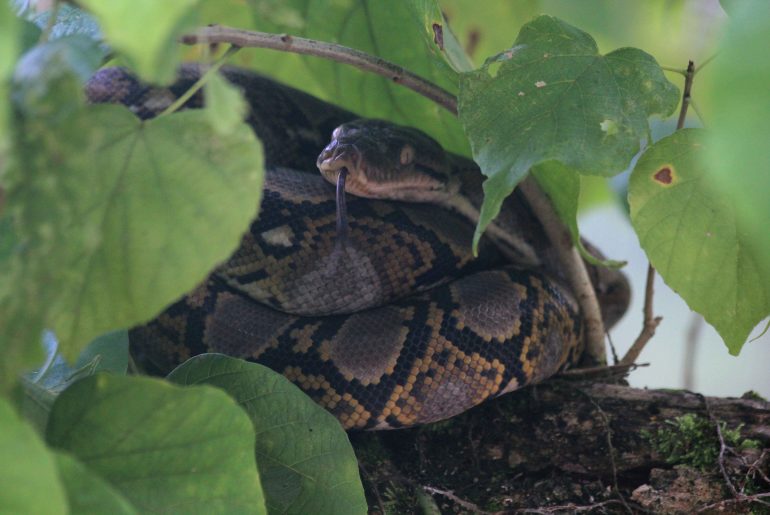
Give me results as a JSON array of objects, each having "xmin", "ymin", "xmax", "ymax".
[{"xmin": 88, "ymin": 65, "xmax": 629, "ymax": 430}]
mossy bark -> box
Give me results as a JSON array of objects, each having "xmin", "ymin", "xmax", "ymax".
[{"xmin": 351, "ymin": 381, "xmax": 770, "ymax": 514}]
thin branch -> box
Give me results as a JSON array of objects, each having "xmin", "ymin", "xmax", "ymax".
[
  {"xmin": 159, "ymin": 45, "xmax": 241, "ymax": 117},
  {"xmin": 620, "ymin": 264, "xmax": 661, "ymax": 366},
  {"xmin": 180, "ymin": 25, "xmax": 458, "ymax": 115},
  {"xmin": 702, "ymin": 395, "xmax": 740, "ymax": 498},
  {"xmin": 558, "ymin": 361, "xmax": 647, "ymax": 380},
  {"xmin": 696, "ymin": 492, "xmax": 770, "ymax": 512},
  {"xmin": 519, "ymin": 177, "xmax": 607, "ymax": 363},
  {"xmin": 180, "ymin": 25, "xmax": 608, "ymax": 363},
  {"xmin": 423, "ymin": 485, "xmax": 489, "ymax": 514},
  {"xmin": 582, "ymin": 391, "xmax": 633, "ymax": 514},
  {"xmin": 516, "ymin": 499, "xmax": 627, "ymax": 514},
  {"xmin": 621, "ymin": 60, "xmax": 695, "ymax": 366}
]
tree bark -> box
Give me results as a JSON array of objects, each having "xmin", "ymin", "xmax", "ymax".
[{"xmin": 351, "ymin": 380, "xmax": 770, "ymax": 514}]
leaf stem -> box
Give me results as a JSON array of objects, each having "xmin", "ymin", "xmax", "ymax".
[
  {"xmin": 694, "ymin": 52, "xmax": 720, "ymax": 75},
  {"xmin": 158, "ymin": 45, "xmax": 241, "ymax": 118},
  {"xmin": 180, "ymin": 25, "xmax": 458, "ymax": 115},
  {"xmin": 621, "ymin": 59, "xmax": 695, "ymax": 366},
  {"xmin": 660, "ymin": 65, "xmax": 687, "ymax": 76},
  {"xmin": 179, "ymin": 25, "xmax": 608, "ymax": 363},
  {"xmin": 689, "ymin": 98, "xmax": 707, "ymax": 127}
]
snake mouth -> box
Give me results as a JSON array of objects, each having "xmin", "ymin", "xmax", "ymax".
[{"xmin": 317, "ymin": 142, "xmax": 455, "ymax": 203}]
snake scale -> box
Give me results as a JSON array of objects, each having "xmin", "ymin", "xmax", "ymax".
[{"xmin": 86, "ymin": 65, "xmax": 630, "ymax": 430}]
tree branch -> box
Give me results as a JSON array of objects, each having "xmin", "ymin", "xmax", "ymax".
[
  {"xmin": 518, "ymin": 178, "xmax": 607, "ymax": 363},
  {"xmin": 180, "ymin": 24, "xmax": 608, "ymax": 363},
  {"xmin": 180, "ymin": 25, "xmax": 458, "ymax": 115}
]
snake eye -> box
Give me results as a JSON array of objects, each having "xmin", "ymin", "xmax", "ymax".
[
  {"xmin": 331, "ymin": 126, "xmax": 343, "ymax": 140},
  {"xmin": 400, "ymin": 144, "xmax": 415, "ymax": 165}
]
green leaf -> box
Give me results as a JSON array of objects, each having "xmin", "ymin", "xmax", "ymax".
[
  {"xmin": 239, "ymin": 0, "xmax": 468, "ymax": 154},
  {"xmin": 532, "ymin": 162, "xmax": 623, "ymax": 267},
  {"xmin": 628, "ymin": 129, "xmax": 770, "ymax": 354},
  {"xmin": 0, "ymin": 398, "xmax": 67, "ymax": 515},
  {"xmin": 77, "ymin": 0, "xmax": 200, "ymax": 83},
  {"xmin": 705, "ymin": 0, "xmax": 770, "ymax": 297},
  {"xmin": 458, "ymin": 15, "xmax": 679, "ymax": 248},
  {"xmin": 168, "ymin": 354, "xmax": 367, "ymax": 515},
  {"xmin": 47, "ymin": 374, "xmax": 266, "ymax": 514},
  {"xmin": 7, "ymin": 104, "xmax": 263, "ymax": 359},
  {"xmin": 205, "ymin": 71, "xmax": 249, "ymax": 135},
  {"xmin": 54, "ymin": 452, "xmax": 136, "ymax": 515}
]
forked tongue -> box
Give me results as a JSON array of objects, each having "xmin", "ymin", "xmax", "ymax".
[{"xmin": 335, "ymin": 168, "xmax": 349, "ymax": 245}]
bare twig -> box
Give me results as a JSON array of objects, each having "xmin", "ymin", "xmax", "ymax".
[
  {"xmin": 748, "ymin": 449, "xmax": 770, "ymax": 487},
  {"xmin": 701, "ymin": 394, "xmax": 740, "ymax": 497},
  {"xmin": 621, "ymin": 60, "xmax": 696, "ymax": 366},
  {"xmin": 423, "ymin": 485, "xmax": 489, "ymax": 513},
  {"xmin": 676, "ymin": 61, "xmax": 696, "ymax": 129},
  {"xmin": 558, "ymin": 361, "xmax": 647, "ymax": 380},
  {"xmin": 515, "ymin": 499, "xmax": 626, "ymax": 514},
  {"xmin": 180, "ymin": 25, "xmax": 458, "ymax": 115},
  {"xmin": 519, "ymin": 177, "xmax": 607, "ymax": 363},
  {"xmin": 620, "ymin": 264, "xmax": 662, "ymax": 365},
  {"xmin": 582, "ymin": 391, "xmax": 633, "ymax": 514},
  {"xmin": 696, "ymin": 492, "xmax": 770, "ymax": 512}
]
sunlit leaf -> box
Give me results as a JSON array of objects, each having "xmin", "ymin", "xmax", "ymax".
[
  {"xmin": 629, "ymin": 129, "xmax": 770, "ymax": 354},
  {"xmin": 7, "ymin": 103, "xmax": 263, "ymax": 359}
]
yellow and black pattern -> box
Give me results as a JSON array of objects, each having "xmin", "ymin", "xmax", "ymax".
[
  {"xmin": 215, "ymin": 168, "xmax": 503, "ymax": 316},
  {"xmin": 130, "ymin": 266, "xmax": 582, "ymax": 430},
  {"xmin": 89, "ymin": 65, "xmax": 628, "ymax": 430}
]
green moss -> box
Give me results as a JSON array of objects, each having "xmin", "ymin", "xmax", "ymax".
[
  {"xmin": 741, "ymin": 390, "xmax": 767, "ymax": 402},
  {"xmin": 642, "ymin": 413, "xmax": 756, "ymax": 471}
]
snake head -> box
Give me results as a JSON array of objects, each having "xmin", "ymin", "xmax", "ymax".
[{"xmin": 316, "ymin": 119, "xmax": 459, "ymax": 203}]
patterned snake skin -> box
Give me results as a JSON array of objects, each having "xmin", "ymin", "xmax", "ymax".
[{"xmin": 86, "ymin": 65, "xmax": 630, "ymax": 430}]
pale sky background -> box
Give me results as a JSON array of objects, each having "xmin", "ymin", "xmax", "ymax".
[{"xmin": 581, "ymin": 205, "xmax": 770, "ymax": 399}]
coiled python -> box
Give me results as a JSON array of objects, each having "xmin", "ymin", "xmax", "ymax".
[{"xmin": 87, "ymin": 65, "xmax": 630, "ymax": 430}]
